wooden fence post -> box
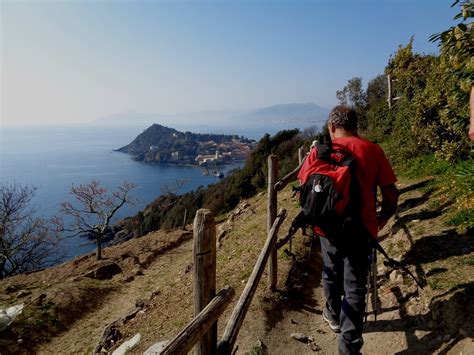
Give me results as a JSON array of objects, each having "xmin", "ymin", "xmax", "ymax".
[
  {"xmin": 193, "ymin": 209, "xmax": 216, "ymax": 355},
  {"xmin": 297, "ymin": 146, "xmax": 307, "ymax": 241},
  {"xmin": 267, "ymin": 155, "xmax": 278, "ymax": 290},
  {"xmin": 182, "ymin": 208, "xmax": 188, "ymax": 230},
  {"xmin": 298, "ymin": 146, "xmax": 306, "ymax": 164}
]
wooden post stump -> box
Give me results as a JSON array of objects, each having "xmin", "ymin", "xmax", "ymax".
[
  {"xmin": 193, "ymin": 209, "xmax": 216, "ymax": 355},
  {"xmin": 182, "ymin": 208, "xmax": 188, "ymax": 230}
]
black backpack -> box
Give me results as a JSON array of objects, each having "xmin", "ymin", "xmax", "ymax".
[{"xmin": 296, "ymin": 142, "xmax": 360, "ymax": 236}]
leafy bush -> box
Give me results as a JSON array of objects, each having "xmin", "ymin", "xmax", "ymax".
[{"xmin": 383, "ymin": 40, "xmax": 471, "ymax": 162}]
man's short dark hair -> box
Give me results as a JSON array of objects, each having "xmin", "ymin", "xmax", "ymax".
[{"xmin": 328, "ymin": 105, "xmax": 358, "ymax": 132}]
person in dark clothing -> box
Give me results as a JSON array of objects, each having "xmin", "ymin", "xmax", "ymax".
[{"xmin": 275, "ymin": 106, "xmax": 399, "ymax": 354}]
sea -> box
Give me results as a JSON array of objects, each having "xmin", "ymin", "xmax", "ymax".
[{"xmin": 0, "ymin": 124, "xmax": 264, "ymax": 262}]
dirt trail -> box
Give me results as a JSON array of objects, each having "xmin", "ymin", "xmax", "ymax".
[
  {"xmin": 233, "ymin": 241, "xmax": 411, "ymax": 355},
  {"xmin": 228, "ymin": 239, "xmax": 384, "ymax": 354},
  {"xmin": 235, "ymin": 240, "xmax": 341, "ymax": 354},
  {"xmin": 231, "ymin": 179, "xmax": 473, "ymax": 355}
]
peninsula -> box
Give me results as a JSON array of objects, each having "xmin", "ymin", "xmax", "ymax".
[{"xmin": 117, "ymin": 124, "xmax": 256, "ymax": 166}]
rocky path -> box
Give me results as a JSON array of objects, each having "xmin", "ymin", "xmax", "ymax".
[
  {"xmin": 231, "ymin": 239, "xmax": 413, "ymax": 355},
  {"xmin": 232, "ymin": 179, "xmax": 473, "ymax": 354}
]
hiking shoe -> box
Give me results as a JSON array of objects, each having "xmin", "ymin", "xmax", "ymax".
[{"xmin": 322, "ymin": 308, "xmax": 341, "ymax": 333}]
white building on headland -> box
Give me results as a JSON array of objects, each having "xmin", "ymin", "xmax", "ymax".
[{"xmin": 195, "ymin": 150, "xmax": 222, "ymax": 165}]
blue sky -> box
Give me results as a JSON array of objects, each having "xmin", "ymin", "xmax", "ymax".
[{"xmin": 1, "ymin": 0, "xmax": 457, "ymax": 125}]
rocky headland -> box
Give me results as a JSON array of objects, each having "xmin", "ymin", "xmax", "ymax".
[{"xmin": 116, "ymin": 124, "xmax": 256, "ymax": 166}]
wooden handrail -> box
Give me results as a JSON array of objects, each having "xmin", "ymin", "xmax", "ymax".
[
  {"xmin": 217, "ymin": 209, "xmax": 287, "ymax": 355},
  {"xmin": 160, "ymin": 286, "xmax": 236, "ymax": 355}
]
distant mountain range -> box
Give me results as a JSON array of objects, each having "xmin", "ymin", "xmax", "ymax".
[
  {"xmin": 249, "ymin": 103, "xmax": 328, "ymax": 122},
  {"xmin": 94, "ymin": 103, "xmax": 329, "ymax": 138}
]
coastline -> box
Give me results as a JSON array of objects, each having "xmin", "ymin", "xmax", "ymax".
[
  {"xmin": 115, "ymin": 148, "xmax": 245, "ymax": 172},
  {"xmin": 1, "ymin": 125, "xmax": 247, "ymax": 264}
]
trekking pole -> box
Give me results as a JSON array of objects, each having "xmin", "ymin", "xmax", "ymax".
[
  {"xmin": 364, "ymin": 267, "xmax": 371, "ymax": 323},
  {"xmin": 306, "ymin": 237, "xmax": 314, "ymax": 264},
  {"xmin": 371, "ymin": 249, "xmax": 378, "ymax": 321},
  {"xmin": 364, "ymin": 253, "xmax": 372, "ymax": 323},
  {"xmin": 289, "ymin": 233, "xmax": 293, "ymax": 255},
  {"xmin": 369, "ymin": 238, "xmax": 424, "ymax": 289}
]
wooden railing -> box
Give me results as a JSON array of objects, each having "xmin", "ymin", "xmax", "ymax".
[
  {"xmin": 155, "ymin": 154, "xmax": 291, "ymax": 355},
  {"xmin": 160, "ymin": 286, "xmax": 235, "ymax": 355},
  {"xmin": 217, "ymin": 208, "xmax": 286, "ymax": 355}
]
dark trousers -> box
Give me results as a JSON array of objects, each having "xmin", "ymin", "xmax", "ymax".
[{"xmin": 320, "ymin": 234, "xmax": 370, "ymax": 355}]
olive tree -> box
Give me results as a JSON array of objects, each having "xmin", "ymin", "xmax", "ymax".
[{"xmin": 58, "ymin": 180, "xmax": 136, "ymax": 260}]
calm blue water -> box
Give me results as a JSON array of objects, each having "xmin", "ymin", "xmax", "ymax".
[{"xmin": 0, "ymin": 124, "xmax": 245, "ymax": 260}]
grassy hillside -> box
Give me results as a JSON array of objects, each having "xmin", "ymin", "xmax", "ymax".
[{"xmin": 1, "ymin": 173, "xmax": 472, "ymax": 354}]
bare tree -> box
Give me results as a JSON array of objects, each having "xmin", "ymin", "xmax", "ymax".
[
  {"xmin": 159, "ymin": 179, "xmax": 189, "ymax": 199},
  {"xmin": 57, "ymin": 180, "xmax": 136, "ymax": 260},
  {"xmin": 0, "ymin": 184, "xmax": 60, "ymax": 278},
  {"xmin": 299, "ymin": 126, "xmax": 319, "ymax": 140},
  {"xmin": 159, "ymin": 179, "xmax": 189, "ymax": 229}
]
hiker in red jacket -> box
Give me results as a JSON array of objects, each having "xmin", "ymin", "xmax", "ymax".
[{"xmin": 275, "ymin": 105, "xmax": 399, "ymax": 354}]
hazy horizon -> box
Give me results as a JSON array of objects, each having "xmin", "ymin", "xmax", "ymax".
[{"xmin": 1, "ymin": 1, "xmax": 456, "ymax": 126}]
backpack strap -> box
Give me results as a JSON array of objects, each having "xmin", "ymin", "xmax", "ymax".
[
  {"xmin": 316, "ymin": 142, "xmax": 353, "ymax": 167},
  {"xmin": 316, "ymin": 142, "xmax": 332, "ymax": 160}
]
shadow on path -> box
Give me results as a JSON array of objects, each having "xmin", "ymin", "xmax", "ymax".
[
  {"xmin": 398, "ymin": 179, "xmax": 433, "ymax": 195},
  {"xmin": 365, "ymin": 282, "xmax": 474, "ymax": 354},
  {"xmin": 402, "ymin": 228, "xmax": 474, "ymax": 264},
  {"xmin": 263, "ymin": 237, "xmax": 323, "ymax": 330},
  {"xmin": 396, "ymin": 190, "xmax": 433, "ymax": 214}
]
